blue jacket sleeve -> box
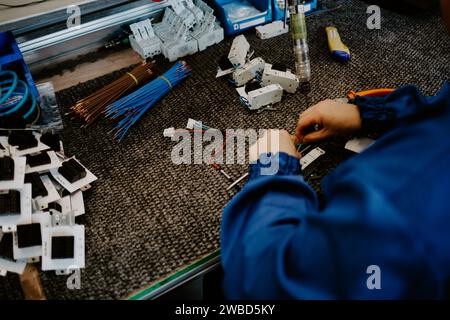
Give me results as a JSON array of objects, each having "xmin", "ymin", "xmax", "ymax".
[
  {"xmin": 355, "ymin": 82, "xmax": 449, "ymax": 132},
  {"xmin": 221, "ymin": 152, "xmax": 436, "ymax": 299}
]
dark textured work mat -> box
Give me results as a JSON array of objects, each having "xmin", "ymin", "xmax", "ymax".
[{"xmin": 1, "ymin": 0, "xmax": 449, "ymax": 299}]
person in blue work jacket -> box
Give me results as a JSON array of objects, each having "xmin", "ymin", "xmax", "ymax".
[{"xmin": 221, "ymin": 82, "xmax": 450, "ymax": 299}]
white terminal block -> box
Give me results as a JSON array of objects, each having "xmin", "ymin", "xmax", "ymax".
[
  {"xmin": 256, "ymin": 21, "xmax": 289, "ymax": 40},
  {"xmin": 170, "ymin": 0, "xmax": 197, "ymax": 29},
  {"xmin": 228, "ymin": 35, "xmax": 250, "ymax": 68},
  {"xmin": 186, "ymin": 0, "xmax": 204, "ymax": 24},
  {"xmin": 163, "ymin": 127, "xmax": 176, "ymax": 138},
  {"xmin": 192, "ymin": 11, "xmax": 224, "ymax": 52},
  {"xmin": 261, "ymin": 63, "xmax": 300, "ymax": 94},
  {"xmin": 232, "ymin": 57, "xmax": 265, "ymax": 87},
  {"xmin": 129, "ymin": 19, "xmax": 162, "ymax": 59},
  {"xmin": 236, "ymin": 84, "xmax": 283, "ymax": 111}
]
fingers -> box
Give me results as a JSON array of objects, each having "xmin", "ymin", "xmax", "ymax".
[
  {"xmin": 302, "ymin": 129, "xmax": 331, "ymax": 143},
  {"xmin": 249, "ymin": 129, "xmax": 300, "ymax": 162},
  {"xmin": 295, "ymin": 113, "xmax": 320, "ymax": 144}
]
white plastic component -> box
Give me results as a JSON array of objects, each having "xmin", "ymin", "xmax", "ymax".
[
  {"xmin": 0, "ymin": 184, "xmax": 33, "ymax": 233},
  {"xmin": 216, "ymin": 66, "xmax": 234, "ymax": 78},
  {"xmin": 53, "ymin": 196, "xmax": 72, "ymax": 215},
  {"xmin": 228, "ymin": 35, "xmax": 250, "ymax": 68},
  {"xmin": 261, "ymin": 63, "xmax": 300, "ymax": 94},
  {"xmin": 256, "ymin": 21, "xmax": 289, "ymax": 39},
  {"xmin": 186, "ymin": 0, "xmax": 204, "ymax": 23},
  {"xmin": 25, "ymin": 151, "xmax": 61, "ymax": 174},
  {"xmin": 345, "ymin": 138, "xmax": 375, "ymax": 154},
  {"xmin": 12, "ymin": 212, "xmax": 50, "ymax": 262},
  {"xmin": 300, "ymin": 148, "xmax": 326, "ymax": 169},
  {"xmin": 0, "ymin": 257, "xmax": 26, "ymax": 276},
  {"xmin": 192, "ymin": 12, "xmax": 224, "ymax": 52},
  {"xmin": 154, "ymin": 8, "xmax": 199, "ymax": 62},
  {"xmin": 50, "ymin": 158, "xmax": 97, "ymax": 194},
  {"xmin": 236, "ymin": 84, "xmax": 283, "ymax": 111},
  {"xmin": 70, "ymin": 191, "xmax": 85, "ymax": 217},
  {"xmin": 5, "ymin": 132, "xmax": 50, "ymax": 157},
  {"xmin": 170, "ymin": 0, "xmax": 197, "ymax": 29},
  {"xmin": 186, "ymin": 118, "xmax": 198, "ymax": 129},
  {"xmin": 129, "ymin": 19, "xmax": 162, "ymax": 59},
  {"xmin": 0, "ymin": 156, "xmax": 26, "ymax": 191},
  {"xmin": 163, "ymin": 127, "xmax": 176, "ymax": 138},
  {"xmin": 41, "ymin": 224, "xmax": 85, "ymax": 272},
  {"xmin": 232, "ymin": 57, "xmax": 265, "ymax": 86},
  {"xmin": 33, "ymin": 175, "xmax": 61, "ymax": 211}
]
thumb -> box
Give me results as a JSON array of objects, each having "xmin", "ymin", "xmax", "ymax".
[{"xmin": 295, "ymin": 115, "xmax": 318, "ymax": 143}]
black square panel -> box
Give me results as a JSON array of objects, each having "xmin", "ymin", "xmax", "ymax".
[
  {"xmin": 17, "ymin": 223, "xmax": 42, "ymax": 248},
  {"xmin": 51, "ymin": 236, "xmax": 74, "ymax": 259}
]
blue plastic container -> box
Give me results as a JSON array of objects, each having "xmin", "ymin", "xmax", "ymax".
[
  {"xmin": 208, "ymin": 0, "xmax": 272, "ymax": 35},
  {"xmin": 272, "ymin": 0, "xmax": 318, "ymax": 21},
  {"xmin": 0, "ymin": 31, "xmax": 39, "ymax": 99}
]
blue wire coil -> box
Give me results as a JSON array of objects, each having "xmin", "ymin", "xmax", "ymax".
[
  {"xmin": 0, "ymin": 68, "xmax": 37, "ymax": 124},
  {"xmin": 106, "ymin": 61, "xmax": 192, "ymax": 142}
]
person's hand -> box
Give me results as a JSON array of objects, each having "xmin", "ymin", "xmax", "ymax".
[
  {"xmin": 249, "ymin": 129, "xmax": 300, "ymax": 163},
  {"xmin": 295, "ymin": 99, "xmax": 362, "ymax": 144}
]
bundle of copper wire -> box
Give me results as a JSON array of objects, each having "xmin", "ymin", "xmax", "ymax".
[{"xmin": 71, "ymin": 61, "xmax": 156, "ymax": 125}]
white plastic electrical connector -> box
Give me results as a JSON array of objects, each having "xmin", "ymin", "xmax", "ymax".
[
  {"xmin": 228, "ymin": 35, "xmax": 250, "ymax": 68},
  {"xmin": 261, "ymin": 63, "xmax": 300, "ymax": 94},
  {"xmin": 163, "ymin": 127, "xmax": 176, "ymax": 138},
  {"xmin": 129, "ymin": 19, "xmax": 162, "ymax": 59},
  {"xmin": 232, "ymin": 57, "xmax": 265, "ymax": 87},
  {"xmin": 236, "ymin": 84, "xmax": 284, "ymax": 111},
  {"xmin": 256, "ymin": 21, "xmax": 289, "ymax": 40},
  {"xmin": 300, "ymin": 148, "xmax": 326, "ymax": 170}
]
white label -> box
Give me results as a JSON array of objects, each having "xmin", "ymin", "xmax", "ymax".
[{"xmin": 240, "ymin": 17, "xmax": 266, "ymax": 30}]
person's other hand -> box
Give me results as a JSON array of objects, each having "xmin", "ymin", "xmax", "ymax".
[
  {"xmin": 295, "ymin": 99, "xmax": 362, "ymax": 144},
  {"xmin": 249, "ymin": 129, "xmax": 300, "ymax": 163}
]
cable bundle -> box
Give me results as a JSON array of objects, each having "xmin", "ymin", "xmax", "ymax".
[
  {"xmin": 0, "ymin": 69, "xmax": 39, "ymax": 127},
  {"xmin": 106, "ymin": 61, "xmax": 192, "ymax": 141},
  {"xmin": 71, "ymin": 61, "xmax": 155, "ymax": 125}
]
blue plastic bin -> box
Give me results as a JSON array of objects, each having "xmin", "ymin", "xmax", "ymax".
[
  {"xmin": 0, "ymin": 31, "xmax": 39, "ymax": 99},
  {"xmin": 208, "ymin": 0, "xmax": 272, "ymax": 35}
]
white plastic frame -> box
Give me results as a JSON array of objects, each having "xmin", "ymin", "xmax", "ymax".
[
  {"xmin": 0, "ymin": 184, "xmax": 32, "ymax": 233},
  {"xmin": 50, "ymin": 158, "xmax": 97, "ymax": 193},
  {"xmin": 41, "ymin": 224, "xmax": 85, "ymax": 272},
  {"xmin": 0, "ymin": 156, "xmax": 26, "ymax": 191},
  {"xmin": 25, "ymin": 151, "xmax": 61, "ymax": 174},
  {"xmin": 12, "ymin": 212, "xmax": 50, "ymax": 262},
  {"xmin": 33, "ymin": 175, "xmax": 61, "ymax": 211}
]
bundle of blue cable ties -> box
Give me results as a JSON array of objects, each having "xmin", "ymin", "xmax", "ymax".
[
  {"xmin": 106, "ymin": 61, "xmax": 192, "ymax": 142},
  {"xmin": 0, "ymin": 67, "xmax": 38, "ymax": 127}
]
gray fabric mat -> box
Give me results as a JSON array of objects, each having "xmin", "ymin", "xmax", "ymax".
[{"xmin": 1, "ymin": 0, "xmax": 449, "ymax": 299}]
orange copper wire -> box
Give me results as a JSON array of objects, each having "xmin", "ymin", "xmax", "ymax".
[{"xmin": 71, "ymin": 61, "xmax": 156, "ymax": 126}]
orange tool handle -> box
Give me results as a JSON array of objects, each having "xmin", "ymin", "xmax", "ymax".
[{"xmin": 347, "ymin": 88, "xmax": 396, "ymax": 100}]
